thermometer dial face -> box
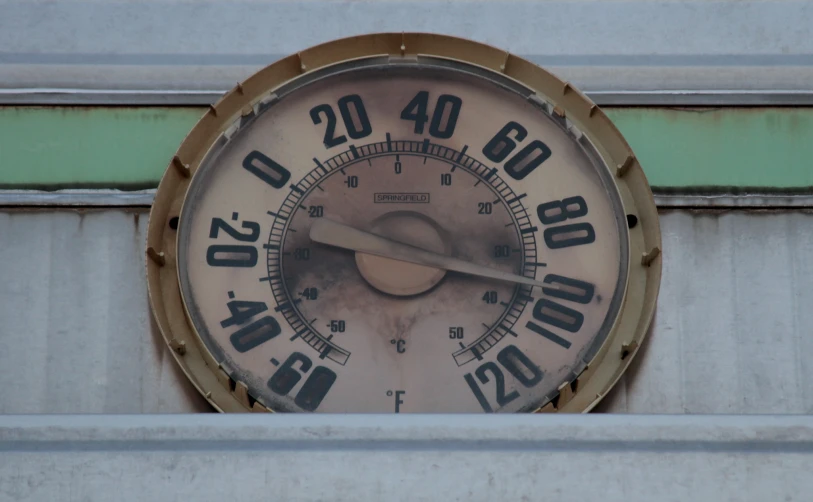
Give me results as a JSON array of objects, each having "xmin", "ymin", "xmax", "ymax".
[
  {"xmin": 176, "ymin": 60, "xmax": 629, "ymax": 413},
  {"xmin": 147, "ymin": 35, "xmax": 661, "ymax": 414}
]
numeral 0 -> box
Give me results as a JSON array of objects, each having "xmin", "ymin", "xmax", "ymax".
[
  {"xmin": 230, "ymin": 316, "xmax": 282, "ymax": 353},
  {"xmin": 242, "ymin": 150, "xmax": 291, "ymax": 188},
  {"xmin": 206, "ymin": 245, "xmax": 257, "ymax": 267}
]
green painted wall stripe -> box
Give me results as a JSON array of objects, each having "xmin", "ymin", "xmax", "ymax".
[
  {"xmin": 1, "ymin": 107, "xmax": 812, "ymax": 190},
  {"xmin": 0, "ymin": 107, "xmax": 203, "ymax": 190},
  {"xmin": 610, "ymin": 108, "xmax": 813, "ymax": 190}
]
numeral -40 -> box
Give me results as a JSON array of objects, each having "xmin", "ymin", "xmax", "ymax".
[{"xmin": 220, "ymin": 297, "xmax": 281, "ymax": 353}]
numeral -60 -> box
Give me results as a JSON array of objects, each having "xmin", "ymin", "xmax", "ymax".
[{"xmin": 268, "ymin": 352, "xmax": 337, "ymax": 412}]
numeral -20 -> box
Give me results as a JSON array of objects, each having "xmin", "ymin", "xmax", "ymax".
[{"xmin": 206, "ymin": 213, "xmax": 260, "ymax": 268}]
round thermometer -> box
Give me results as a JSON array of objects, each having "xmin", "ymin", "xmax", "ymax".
[{"xmin": 146, "ymin": 33, "xmax": 661, "ymax": 413}]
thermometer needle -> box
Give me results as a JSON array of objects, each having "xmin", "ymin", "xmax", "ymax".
[{"xmin": 309, "ymin": 218, "xmax": 548, "ymax": 289}]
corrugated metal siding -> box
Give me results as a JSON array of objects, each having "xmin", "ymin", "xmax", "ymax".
[
  {"xmin": 1, "ymin": 208, "xmax": 810, "ymax": 414},
  {"xmin": 0, "ymin": 209, "xmax": 208, "ymax": 413},
  {"xmin": 599, "ymin": 210, "xmax": 813, "ymax": 413}
]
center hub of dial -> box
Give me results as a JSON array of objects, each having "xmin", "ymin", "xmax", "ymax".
[{"xmin": 354, "ymin": 210, "xmax": 452, "ymax": 296}]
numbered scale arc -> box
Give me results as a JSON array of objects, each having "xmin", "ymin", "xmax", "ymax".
[
  {"xmin": 145, "ymin": 32, "xmax": 662, "ymax": 414},
  {"xmin": 264, "ymin": 140, "xmax": 539, "ymax": 370}
]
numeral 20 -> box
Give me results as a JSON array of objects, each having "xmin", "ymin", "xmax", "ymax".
[
  {"xmin": 464, "ymin": 344, "xmax": 543, "ymax": 412},
  {"xmin": 310, "ymin": 95, "xmax": 372, "ymax": 148}
]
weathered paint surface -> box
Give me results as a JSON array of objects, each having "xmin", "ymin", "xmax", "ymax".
[
  {"xmin": 609, "ymin": 107, "xmax": 813, "ymax": 189},
  {"xmin": 2, "ymin": 414, "xmax": 813, "ymax": 501},
  {"xmin": 1, "ymin": 107, "xmax": 813, "ymax": 189},
  {"xmin": 0, "ymin": 107, "xmax": 204, "ymax": 189},
  {"xmin": 1, "ymin": 209, "xmax": 812, "ymax": 414},
  {"xmin": 0, "ymin": 209, "xmax": 208, "ymax": 413}
]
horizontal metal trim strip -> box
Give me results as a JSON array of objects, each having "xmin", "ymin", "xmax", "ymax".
[
  {"xmin": 0, "ymin": 89, "xmax": 225, "ymax": 106},
  {"xmin": 6, "ymin": 53, "xmax": 813, "ymax": 67},
  {"xmin": 0, "ymin": 190, "xmax": 157, "ymax": 207},
  {"xmin": 5, "ymin": 438, "xmax": 813, "ymax": 454},
  {"xmin": 4, "ymin": 413, "xmax": 813, "ymax": 441},
  {"xmin": 4, "ymin": 419, "xmax": 813, "ymax": 499},
  {"xmin": 653, "ymin": 193, "xmax": 813, "ymax": 209},
  {"xmin": 3, "ymin": 190, "xmax": 813, "ymax": 209},
  {"xmin": 588, "ymin": 90, "xmax": 813, "ymax": 107},
  {"xmin": 5, "ymin": 89, "xmax": 813, "ymax": 107}
]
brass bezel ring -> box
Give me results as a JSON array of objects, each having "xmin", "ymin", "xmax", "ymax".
[{"xmin": 145, "ymin": 32, "xmax": 662, "ymax": 413}]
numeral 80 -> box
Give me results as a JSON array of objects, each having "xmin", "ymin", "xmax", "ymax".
[{"xmin": 536, "ymin": 196, "xmax": 595, "ymax": 249}]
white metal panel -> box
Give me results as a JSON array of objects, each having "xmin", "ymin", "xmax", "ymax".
[
  {"xmin": 2, "ymin": 414, "xmax": 813, "ymax": 501},
  {"xmin": 8, "ymin": 189, "xmax": 813, "ymax": 209},
  {"xmin": 598, "ymin": 210, "xmax": 813, "ymax": 413},
  {"xmin": 0, "ymin": 209, "xmax": 209, "ymax": 413},
  {"xmin": 0, "ymin": 209, "xmax": 811, "ymax": 414},
  {"xmin": 1, "ymin": 0, "xmax": 812, "ymax": 105}
]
